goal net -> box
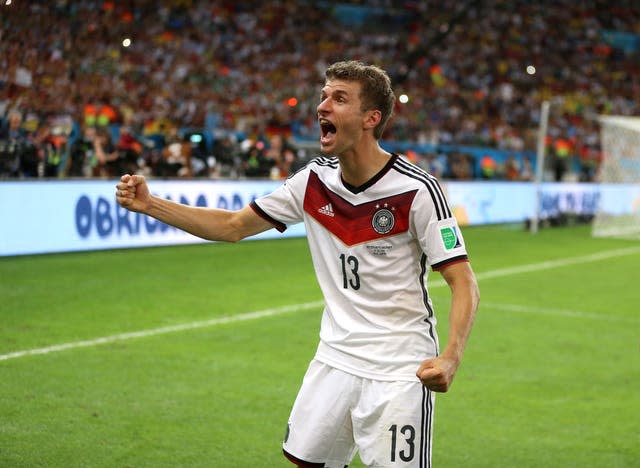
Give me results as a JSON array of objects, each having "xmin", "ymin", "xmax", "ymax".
[{"xmin": 592, "ymin": 115, "xmax": 640, "ymax": 239}]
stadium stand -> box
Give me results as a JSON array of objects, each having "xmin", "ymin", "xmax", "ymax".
[{"xmin": 1, "ymin": 0, "xmax": 639, "ymax": 180}]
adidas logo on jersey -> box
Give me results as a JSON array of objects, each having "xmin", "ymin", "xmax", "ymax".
[{"xmin": 318, "ymin": 203, "xmax": 335, "ymax": 217}]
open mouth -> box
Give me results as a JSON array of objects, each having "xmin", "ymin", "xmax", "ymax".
[{"xmin": 319, "ymin": 119, "xmax": 336, "ymax": 146}]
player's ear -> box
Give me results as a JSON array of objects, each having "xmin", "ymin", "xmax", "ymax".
[{"xmin": 363, "ymin": 109, "xmax": 382, "ymax": 131}]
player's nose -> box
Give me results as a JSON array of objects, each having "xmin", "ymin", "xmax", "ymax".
[{"xmin": 317, "ymin": 97, "xmax": 331, "ymax": 114}]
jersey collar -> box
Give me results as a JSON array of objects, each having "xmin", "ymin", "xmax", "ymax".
[{"xmin": 341, "ymin": 153, "xmax": 399, "ymax": 194}]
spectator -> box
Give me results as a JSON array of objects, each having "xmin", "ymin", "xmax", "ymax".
[
  {"xmin": 578, "ymin": 145, "xmax": 601, "ymax": 182},
  {"xmin": 66, "ymin": 126, "xmax": 98, "ymax": 177},
  {"xmin": 0, "ymin": 110, "xmax": 26, "ymax": 141},
  {"xmin": 0, "ymin": 110, "xmax": 35, "ymax": 177},
  {"xmin": 551, "ymin": 137, "xmax": 572, "ymax": 182},
  {"xmin": 503, "ymin": 155, "xmax": 521, "ymax": 181},
  {"xmin": 449, "ymin": 152, "xmax": 474, "ymax": 180},
  {"xmin": 155, "ymin": 127, "xmax": 192, "ymax": 177},
  {"xmin": 33, "ymin": 123, "xmax": 66, "ymax": 178},
  {"xmin": 114, "ymin": 126, "xmax": 144, "ymax": 175},
  {"xmin": 279, "ymin": 147, "xmax": 300, "ymax": 178},
  {"xmin": 211, "ymin": 135, "xmax": 239, "ymax": 177},
  {"xmin": 480, "ymin": 154, "xmax": 498, "ymax": 180},
  {"xmin": 242, "ymin": 143, "xmax": 273, "ymax": 178},
  {"xmin": 520, "ymin": 157, "xmax": 534, "ymax": 181},
  {"xmin": 93, "ymin": 128, "xmax": 122, "ymax": 177}
]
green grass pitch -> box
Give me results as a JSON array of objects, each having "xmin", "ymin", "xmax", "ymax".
[{"xmin": 1, "ymin": 224, "xmax": 638, "ymax": 467}]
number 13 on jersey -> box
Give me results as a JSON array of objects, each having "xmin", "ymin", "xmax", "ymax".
[{"xmin": 339, "ymin": 253, "xmax": 360, "ymax": 290}]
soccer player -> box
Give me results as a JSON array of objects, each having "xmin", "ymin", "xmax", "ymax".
[{"xmin": 115, "ymin": 61, "xmax": 480, "ymax": 468}]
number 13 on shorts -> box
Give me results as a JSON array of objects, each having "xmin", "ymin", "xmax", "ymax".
[
  {"xmin": 283, "ymin": 361, "xmax": 435, "ymax": 467},
  {"xmin": 389, "ymin": 424, "xmax": 416, "ymax": 462},
  {"xmin": 361, "ymin": 384, "xmax": 434, "ymax": 468}
]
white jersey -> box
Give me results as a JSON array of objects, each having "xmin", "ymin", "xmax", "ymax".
[{"xmin": 250, "ymin": 153, "xmax": 468, "ymax": 381}]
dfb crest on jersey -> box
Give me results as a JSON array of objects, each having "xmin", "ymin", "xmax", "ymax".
[{"xmin": 372, "ymin": 207, "xmax": 395, "ymax": 234}]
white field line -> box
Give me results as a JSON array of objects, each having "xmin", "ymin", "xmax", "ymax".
[
  {"xmin": 474, "ymin": 245, "xmax": 640, "ymax": 281},
  {"xmin": 2, "ymin": 246, "xmax": 639, "ymax": 362},
  {"xmin": 428, "ymin": 245, "xmax": 640, "ymax": 288},
  {"xmin": 0, "ymin": 301, "xmax": 323, "ymax": 362},
  {"xmin": 482, "ymin": 302, "xmax": 639, "ymax": 323}
]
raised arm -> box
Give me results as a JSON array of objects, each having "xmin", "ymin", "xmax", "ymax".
[
  {"xmin": 115, "ymin": 174, "xmax": 275, "ymax": 242},
  {"xmin": 416, "ymin": 261, "xmax": 480, "ymax": 392}
]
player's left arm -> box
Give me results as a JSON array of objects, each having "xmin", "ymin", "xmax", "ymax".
[{"xmin": 417, "ymin": 261, "xmax": 480, "ymax": 392}]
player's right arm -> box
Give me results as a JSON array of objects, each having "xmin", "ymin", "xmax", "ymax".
[{"xmin": 115, "ymin": 174, "xmax": 274, "ymax": 242}]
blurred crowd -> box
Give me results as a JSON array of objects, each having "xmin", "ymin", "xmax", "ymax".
[{"xmin": 1, "ymin": 0, "xmax": 639, "ymax": 181}]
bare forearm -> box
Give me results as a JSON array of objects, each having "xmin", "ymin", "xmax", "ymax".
[
  {"xmin": 144, "ymin": 195, "xmax": 252, "ymax": 242},
  {"xmin": 416, "ymin": 263, "xmax": 479, "ymax": 392},
  {"xmin": 443, "ymin": 283, "xmax": 479, "ymax": 363},
  {"xmin": 441, "ymin": 263, "xmax": 480, "ymax": 363},
  {"xmin": 116, "ymin": 174, "xmax": 274, "ymax": 243}
]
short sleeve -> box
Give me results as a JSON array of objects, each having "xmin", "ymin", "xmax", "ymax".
[
  {"xmin": 412, "ymin": 187, "xmax": 468, "ymax": 270},
  {"xmin": 250, "ymin": 168, "xmax": 309, "ymax": 231}
]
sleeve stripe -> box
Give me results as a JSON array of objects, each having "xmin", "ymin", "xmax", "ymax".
[
  {"xmin": 249, "ymin": 201, "xmax": 287, "ymax": 233},
  {"xmin": 431, "ymin": 255, "xmax": 469, "ymax": 271}
]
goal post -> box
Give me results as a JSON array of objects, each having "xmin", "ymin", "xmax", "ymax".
[
  {"xmin": 529, "ymin": 100, "xmax": 550, "ymax": 234},
  {"xmin": 592, "ymin": 115, "xmax": 640, "ymax": 239}
]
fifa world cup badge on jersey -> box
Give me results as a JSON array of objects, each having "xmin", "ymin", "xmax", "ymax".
[
  {"xmin": 372, "ymin": 206, "xmax": 395, "ymax": 234},
  {"xmin": 440, "ymin": 226, "xmax": 462, "ymax": 250}
]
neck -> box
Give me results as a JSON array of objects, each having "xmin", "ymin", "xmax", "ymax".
[{"xmin": 338, "ymin": 141, "xmax": 392, "ymax": 187}]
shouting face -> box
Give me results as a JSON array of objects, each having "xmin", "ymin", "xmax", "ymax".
[{"xmin": 317, "ymin": 79, "xmax": 377, "ymax": 157}]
